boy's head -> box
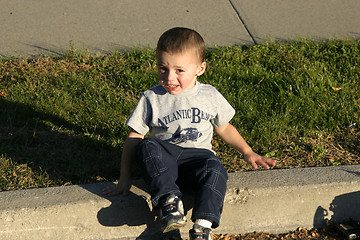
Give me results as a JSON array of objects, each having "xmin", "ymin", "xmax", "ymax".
[
  {"xmin": 156, "ymin": 27, "xmax": 205, "ymax": 64},
  {"xmin": 156, "ymin": 27, "xmax": 206, "ymax": 95}
]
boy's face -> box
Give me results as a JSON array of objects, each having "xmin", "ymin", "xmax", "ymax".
[{"xmin": 157, "ymin": 50, "xmax": 206, "ymax": 95}]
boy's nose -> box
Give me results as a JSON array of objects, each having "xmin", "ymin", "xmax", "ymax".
[{"xmin": 166, "ymin": 70, "xmax": 177, "ymax": 81}]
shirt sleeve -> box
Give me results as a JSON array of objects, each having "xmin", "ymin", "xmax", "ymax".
[
  {"xmin": 126, "ymin": 93, "xmax": 151, "ymax": 136},
  {"xmin": 211, "ymin": 89, "xmax": 235, "ymax": 127}
]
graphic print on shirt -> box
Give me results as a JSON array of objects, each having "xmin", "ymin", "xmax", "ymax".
[
  {"xmin": 157, "ymin": 107, "xmax": 214, "ymax": 144},
  {"xmin": 165, "ymin": 127, "xmax": 202, "ymax": 144}
]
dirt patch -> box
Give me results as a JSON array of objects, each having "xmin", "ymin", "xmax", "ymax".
[{"xmin": 213, "ymin": 226, "xmax": 344, "ymax": 240}]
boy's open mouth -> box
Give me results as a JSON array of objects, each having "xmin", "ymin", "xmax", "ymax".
[{"xmin": 166, "ymin": 84, "xmax": 179, "ymax": 91}]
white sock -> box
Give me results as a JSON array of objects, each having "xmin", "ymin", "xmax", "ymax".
[{"xmin": 194, "ymin": 219, "xmax": 212, "ymax": 230}]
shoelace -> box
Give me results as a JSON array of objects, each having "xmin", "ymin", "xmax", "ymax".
[
  {"xmin": 162, "ymin": 200, "xmax": 178, "ymax": 216},
  {"xmin": 192, "ymin": 232, "xmax": 208, "ymax": 240}
]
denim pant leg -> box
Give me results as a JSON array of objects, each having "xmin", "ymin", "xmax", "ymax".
[
  {"xmin": 178, "ymin": 148, "xmax": 228, "ymax": 228},
  {"xmin": 135, "ymin": 137, "xmax": 183, "ymax": 207}
]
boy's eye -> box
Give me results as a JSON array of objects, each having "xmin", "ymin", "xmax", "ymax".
[
  {"xmin": 177, "ymin": 69, "xmax": 185, "ymax": 73},
  {"xmin": 158, "ymin": 67, "xmax": 168, "ymax": 73}
]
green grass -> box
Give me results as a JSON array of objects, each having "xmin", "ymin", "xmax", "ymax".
[{"xmin": 1, "ymin": 39, "xmax": 359, "ymax": 191}]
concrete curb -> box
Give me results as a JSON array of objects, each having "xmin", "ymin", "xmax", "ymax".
[{"xmin": 1, "ymin": 165, "xmax": 359, "ymax": 239}]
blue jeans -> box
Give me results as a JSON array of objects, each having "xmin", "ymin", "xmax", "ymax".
[{"xmin": 135, "ymin": 137, "xmax": 228, "ymax": 228}]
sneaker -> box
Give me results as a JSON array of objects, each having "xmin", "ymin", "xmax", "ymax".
[
  {"xmin": 189, "ymin": 224, "xmax": 212, "ymax": 240},
  {"xmin": 159, "ymin": 194, "xmax": 187, "ymax": 233}
]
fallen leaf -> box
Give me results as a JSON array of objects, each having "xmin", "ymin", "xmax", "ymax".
[
  {"xmin": 312, "ymin": 232, "xmax": 319, "ymax": 237},
  {"xmin": 332, "ymin": 86, "xmax": 342, "ymax": 91}
]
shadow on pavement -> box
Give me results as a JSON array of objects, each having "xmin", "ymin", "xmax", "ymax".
[
  {"xmin": 95, "ymin": 180, "xmax": 160, "ymax": 239},
  {"xmin": 313, "ymin": 169, "xmax": 360, "ymax": 228},
  {"xmin": 81, "ymin": 179, "xmax": 195, "ymax": 239}
]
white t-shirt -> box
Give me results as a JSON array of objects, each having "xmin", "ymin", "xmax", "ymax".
[{"xmin": 126, "ymin": 81, "xmax": 235, "ymax": 150}]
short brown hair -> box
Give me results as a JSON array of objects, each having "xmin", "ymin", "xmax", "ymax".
[{"xmin": 156, "ymin": 27, "xmax": 205, "ymax": 63}]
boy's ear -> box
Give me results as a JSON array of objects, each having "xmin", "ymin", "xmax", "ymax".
[{"xmin": 196, "ymin": 61, "xmax": 207, "ymax": 77}]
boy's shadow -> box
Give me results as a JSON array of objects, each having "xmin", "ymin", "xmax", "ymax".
[
  {"xmin": 95, "ymin": 180, "xmax": 159, "ymax": 238},
  {"xmin": 90, "ymin": 178, "xmax": 195, "ymax": 239}
]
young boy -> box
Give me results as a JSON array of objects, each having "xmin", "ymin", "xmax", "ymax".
[{"xmin": 102, "ymin": 27, "xmax": 276, "ymax": 240}]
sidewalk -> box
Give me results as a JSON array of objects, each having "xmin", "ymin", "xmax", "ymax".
[
  {"xmin": 0, "ymin": 165, "xmax": 359, "ymax": 239},
  {"xmin": 1, "ymin": 0, "xmax": 359, "ymax": 58},
  {"xmin": 1, "ymin": 0, "xmax": 360, "ymax": 239}
]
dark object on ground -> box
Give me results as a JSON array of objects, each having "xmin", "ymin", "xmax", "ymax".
[{"xmin": 328, "ymin": 219, "xmax": 360, "ymax": 240}]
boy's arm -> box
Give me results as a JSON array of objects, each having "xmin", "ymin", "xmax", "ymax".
[
  {"xmin": 214, "ymin": 123, "xmax": 276, "ymax": 170},
  {"xmin": 102, "ymin": 129, "xmax": 144, "ymax": 196}
]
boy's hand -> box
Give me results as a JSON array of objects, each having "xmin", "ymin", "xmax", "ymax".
[
  {"xmin": 214, "ymin": 123, "xmax": 277, "ymax": 170},
  {"xmin": 102, "ymin": 176, "xmax": 132, "ymax": 197},
  {"xmin": 244, "ymin": 151, "xmax": 276, "ymax": 170}
]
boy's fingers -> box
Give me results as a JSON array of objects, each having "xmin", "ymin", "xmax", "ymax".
[
  {"xmin": 246, "ymin": 154, "xmax": 276, "ymax": 170},
  {"xmin": 249, "ymin": 161, "xmax": 258, "ymax": 170},
  {"xmin": 254, "ymin": 157, "xmax": 276, "ymax": 170},
  {"xmin": 101, "ymin": 186, "xmax": 112, "ymax": 194},
  {"xmin": 102, "ymin": 185, "xmax": 121, "ymax": 196},
  {"xmin": 266, "ymin": 157, "xmax": 277, "ymax": 166},
  {"xmin": 259, "ymin": 161, "xmax": 270, "ymax": 170},
  {"xmin": 261, "ymin": 157, "xmax": 277, "ymax": 168}
]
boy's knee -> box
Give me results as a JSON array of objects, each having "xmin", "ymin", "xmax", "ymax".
[
  {"xmin": 137, "ymin": 137, "xmax": 158, "ymax": 149},
  {"xmin": 206, "ymin": 158, "xmax": 228, "ymax": 180},
  {"xmin": 136, "ymin": 137, "xmax": 161, "ymax": 155},
  {"xmin": 135, "ymin": 138, "xmax": 169, "ymax": 179},
  {"xmin": 201, "ymin": 158, "xmax": 228, "ymax": 195}
]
